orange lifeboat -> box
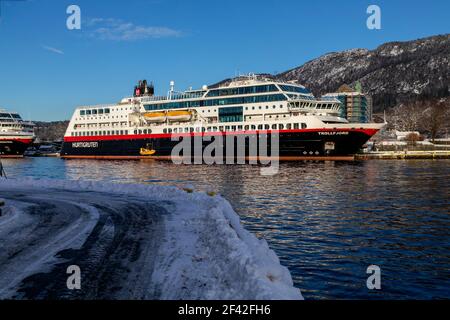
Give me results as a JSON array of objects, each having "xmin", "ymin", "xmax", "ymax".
[
  {"xmin": 143, "ymin": 112, "xmax": 166, "ymax": 123},
  {"xmin": 167, "ymin": 110, "xmax": 192, "ymax": 122}
]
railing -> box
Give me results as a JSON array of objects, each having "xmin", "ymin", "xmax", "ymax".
[
  {"xmin": 78, "ymin": 104, "xmax": 118, "ymax": 109},
  {"xmin": 141, "ymin": 92, "xmax": 205, "ymax": 103}
]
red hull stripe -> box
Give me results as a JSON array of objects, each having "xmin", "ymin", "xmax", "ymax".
[
  {"xmin": 0, "ymin": 138, "xmax": 33, "ymax": 144},
  {"xmin": 64, "ymin": 128, "xmax": 379, "ymax": 142}
]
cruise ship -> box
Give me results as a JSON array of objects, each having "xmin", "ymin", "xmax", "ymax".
[
  {"xmin": 61, "ymin": 75, "xmax": 384, "ymax": 160},
  {"xmin": 0, "ymin": 109, "xmax": 35, "ymax": 157}
]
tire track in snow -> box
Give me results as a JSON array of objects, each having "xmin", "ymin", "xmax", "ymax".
[{"xmin": 0, "ymin": 189, "xmax": 167, "ymax": 299}]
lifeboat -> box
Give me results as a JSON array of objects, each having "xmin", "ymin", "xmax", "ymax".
[
  {"xmin": 140, "ymin": 148, "xmax": 156, "ymax": 156},
  {"xmin": 143, "ymin": 112, "xmax": 166, "ymax": 123},
  {"xmin": 167, "ymin": 110, "xmax": 192, "ymax": 122}
]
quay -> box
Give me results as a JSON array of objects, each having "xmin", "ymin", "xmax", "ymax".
[{"xmin": 356, "ymin": 150, "xmax": 450, "ymax": 160}]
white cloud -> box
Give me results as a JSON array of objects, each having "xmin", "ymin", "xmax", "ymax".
[
  {"xmin": 42, "ymin": 45, "xmax": 64, "ymax": 55},
  {"xmin": 86, "ymin": 18, "xmax": 181, "ymax": 41}
]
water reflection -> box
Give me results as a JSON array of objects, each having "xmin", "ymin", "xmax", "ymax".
[{"xmin": 2, "ymin": 158, "xmax": 450, "ymax": 299}]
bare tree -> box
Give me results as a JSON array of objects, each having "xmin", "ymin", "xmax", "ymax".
[
  {"xmin": 387, "ymin": 101, "xmax": 424, "ymax": 131},
  {"xmin": 419, "ymin": 98, "xmax": 450, "ymax": 142}
]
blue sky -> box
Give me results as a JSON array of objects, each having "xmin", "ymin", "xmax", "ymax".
[{"xmin": 0, "ymin": 0, "xmax": 448, "ymax": 121}]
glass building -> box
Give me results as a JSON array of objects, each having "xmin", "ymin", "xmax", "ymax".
[{"xmin": 322, "ymin": 85, "xmax": 372, "ymax": 123}]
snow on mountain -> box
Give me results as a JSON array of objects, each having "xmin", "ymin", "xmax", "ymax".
[{"xmin": 276, "ymin": 34, "xmax": 449, "ymax": 112}]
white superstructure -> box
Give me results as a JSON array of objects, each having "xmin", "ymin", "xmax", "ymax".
[{"xmin": 65, "ymin": 75, "xmax": 384, "ymax": 139}]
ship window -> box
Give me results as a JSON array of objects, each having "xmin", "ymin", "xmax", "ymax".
[
  {"xmin": 207, "ymin": 127, "xmax": 211, "ymax": 132},
  {"xmin": 92, "ymin": 110, "xmax": 98, "ymax": 115},
  {"xmin": 119, "ymin": 130, "xmax": 123, "ymax": 135},
  {"xmin": 286, "ymin": 124, "xmax": 292, "ymax": 129},
  {"xmin": 80, "ymin": 110, "xmax": 86, "ymax": 116},
  {"xmin": 244, "ymin": 125, "xmax": 249, "ymax": 130},
  {"xmin": 218, "ymin": 106, "xmax": 243, "ymax": 123},
  {"xmin": 86, "ymin": 110, "xmax": 92, "ymax": 115},
  {"xmin": 265, "ymin": 124, "xmax": 270, "ymax": 130},
  {"xmin": 238, "ymin": 125, "xmax": 243, "ymax": 130},
  {"xmin": 201, "ymin": 127, "xmax": 206, "ymax": 132},
  {"xmin": 167, "ymin": 128, "xmax": 172, "ymax": 133},
  {"xmin": 173, "ymin": 128, "xmax": 177, "ymax": 133},
  {"xmin": 272, "ymin": 124, "xmax": 277, "ymax": 129},
  {"xmin": 251, "ymin": 125, "xmax": 256, "ymax": 130},
  {"xmin": 134, "ymin": 130, "xmax": 137, "ymax": 134},
  {"xmin": 190, "ymin": 127, "xmax": 194, "ymax": 132},
  {"xmin": 98, "ymin": 109, "xmax": 104, "ymax": 114},
  {"xmin": 231, "ymin": 126, "xmax": 236, "ymax": 131},
  {"xmin": 218, "ymin": 126, "xmax": 224, "ymax": 131},
  {"xmin": 213, "ymin": 127, "xmax": 218, "ymax": 132},
  {"xmin": 139, "ymin": 129, "xmax": 142, "ymax": 134},
  {"xmin": 302, "ymin": 123, "xmax": 307, "ymax": 129},
  {"xmin": 279, "ymin": 124, "xmax": 284, "ymax": 130},
  {"xmin": 225, "ymin": 126, "xmax": 230, "ymax": 131},
  {"xmin": 163, "ymin": 129, "xmax": 167, "ymax": 134},
  {"xmin": 294, "ymin": 123, "xmax": 299, "ymax": 129},
  {"xmin": 183, "ymin": 128, "xmax": 188, "ymax": 133}
]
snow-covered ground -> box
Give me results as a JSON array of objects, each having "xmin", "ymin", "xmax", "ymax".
[{"xmin": 0, "ymin": 178, "xmax": 302, "ymax": 300}]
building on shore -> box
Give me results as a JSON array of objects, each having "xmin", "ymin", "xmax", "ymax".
[{"xmin": 322, "ymin": 84, "xmax": 372, "ymax": 123}]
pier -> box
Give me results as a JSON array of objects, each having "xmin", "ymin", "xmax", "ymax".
[{"xmin": 356, "ymin": 150, "xmax": 450, "ymax": 160}]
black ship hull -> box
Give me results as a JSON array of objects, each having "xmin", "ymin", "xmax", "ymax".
[
  {"xmin": 61, "ymin": 129, "xmax": 378, "ymax": 161},
  {"xmin": 0, "ymin": 138, "xmax": 34, "ymax": 158}
]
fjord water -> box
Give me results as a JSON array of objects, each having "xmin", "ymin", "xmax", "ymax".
[{"xmin": 2, "ymin": 158, "xmax": 449, "ymax": 299}]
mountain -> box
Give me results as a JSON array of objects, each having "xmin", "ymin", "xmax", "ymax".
[
  {"xmin": 275, "ymin": 34, "xmax": 449, "ymax": 112},
  {"xmin": 34, "ymin": 121, "xmax": 69, "ymax": 142}
]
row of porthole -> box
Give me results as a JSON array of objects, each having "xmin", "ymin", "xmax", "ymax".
[{"xmin": 303, "ymin": 151, "xmax": 320, "ymax": 155}]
